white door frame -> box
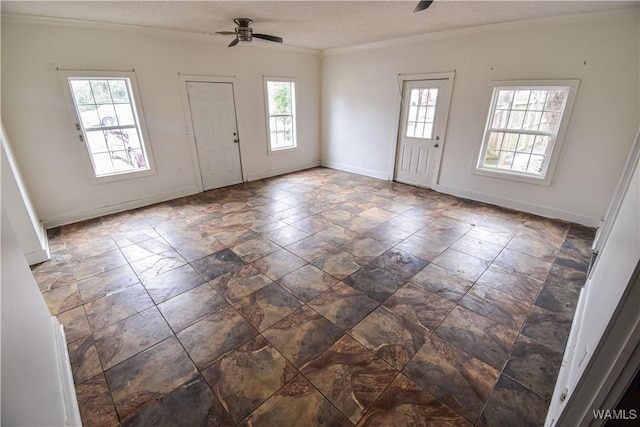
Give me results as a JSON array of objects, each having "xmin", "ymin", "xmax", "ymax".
[
  {"xmin": 178, "ymin": 74, "xmax": 246, "ymax": 192},
  {"xmin": 389, "ymin": 71, "xmax": 455, "ymax": 187}
]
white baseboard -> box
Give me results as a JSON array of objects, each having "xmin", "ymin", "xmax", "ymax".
[
  {"xmin": 433, "ymin": 183, "xmax": 600, "ymax": 227},
  {"xmin": 320, "ymin": 160, "xmax": 390, "ymax": 181},
  {"xmin": 42, "ymin": 185, "xmax": 200, "ymax": 228},
  {"xmin": 52, "ymin": 318, "xmax": 82, "ymax": 427},
  {"xmin": 246, "ymin": 160, "xmax": 321, "ymax": 182},
  {"xmin": 25, "ymin": 222, "xmax": 51, "ymax": 265}
]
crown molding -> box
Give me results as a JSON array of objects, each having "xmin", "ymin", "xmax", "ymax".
[
  {"xmin": 0, "ymin": 13, "xmax": 320, "ymax": 56},
  {"xmin": 322, "ymin": 6, "xmax": 638, "ymax": 56}
]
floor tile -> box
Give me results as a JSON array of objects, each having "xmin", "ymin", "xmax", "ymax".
[
  {"xmin": 371, "ymin": 248, "xmax": 428, "ymax": 279},
  {"xmin": 75, "ymin": 374, "xmax": 120, "ymax": 427},
  {"xmin": 72, "ymin": 250, "xmax": 128, "ymax": 281},
  {"xmin": 251, "ymin": 248, "xmax": 306, "ymax": 280},
  {"xmin": 77, "ymin": 264, "xmax": 139, "ymax": 302},
  {"xmin": 190, "ymin": 248, "xmax": 245, "ymax": 281},
  {"xmin": 42, "ymin": 279, "xmax": 83, "ymax": 315},
  {"xmin": 309, "ymin": 281, "xmax": 379, "ymax": 330},
  {"xmin": 84, "ymin": 284, "xmax": 154, "ymax": 332},
  {"xmin": 432, "ymin": 248, "xmax": 489, "ymax": 282},
  {"xmin": 209, "ymin": 264, "xmax": 273, "ymax": 303},
  {"xmin": 210, "ymin": 225, "xmax": 259, "ymax": 246},
  {"xmin": 105, "ymin": 337, "xmax": 198, "ymax": 421},
  {"xmin": 277, "ymin": 264, "xmax": 338, "ymax": 302},
  {"xmin": 121, "ymin": 376, "xmax": 233, "ymax": 426},
  {"xmin": 262, "ymin": 306, "xmax": 343, "ymax": 368},
  {"xmin": 477, "ymin": 375, "xmax": 549, "ymax": 427},
  {"xmin": 129, "ymin": 249, "xmax": 187, "ymax": 281},
  {"xmin": 177, "ymin": 306, "xmax": 257, "ymax": 370},
  {"xmin": 159, "ymin": 283, "xmax": 228, "ymax": 332},
  {"xmin": 312, "ymin": 250, "xmax": 367, "ymax": 280},
  {"xmin": 344, "ymin": 263, "xmax": 408, "ymax": 303},
  {"xmin": 230, "ymin": 237, "xmax": 281, "ymax": 263},
  {"xmin": 503, "ymin": 334, "xmax": 563, "ymax": 398},
  {"xmin": 262, "ymin": 224, "xmax": 309, "ymax": 246},
  {"xmin": 314, "ymin": 224, "xmax": 359, "ymax": 246},
  {"xmin": 202, "ymin": 335, "xmax": 297, "ymax": 422},
  {"xmin": 459, "ymin": 283, "xmax": 531, "ymax": 330},
  {"xmin": 475, "ymin": 264, "xmax": 542, "ymax": 303},
  {"xmin": 358, "ymin": 373, "xmax": 472, "ymax": 426},
  {"xmin": 57, "ymin": 305, "xmax": 91, "ymax": 343},
  {"xmin": 292, "ymin": 215, "xmax": 333, "ymax": 234},
  {"xmin": 451, "ymin": 235, "xmax": 503, "ymax": 262},
  {"xmin": 68, "ymin": 335, "xmax": 102, "ymax": 384},
  {"xmin": 173, "ymin": 235, "xmax": 227, "ymax": 262},
  {"xmin": 435, "ymin": 306, "xmax": 518, "ymax": 370},
  {"xmin": 120, "ymin": 237, "xmax": 173, "ymax": 263},
  {"xmin": 465, "ymin": 225, "xmax": 514, "ymax": 247},
  {"xmin": 507, "ymin": 233, "xmax": 560, "ymax": 262},
  {"xmin": 285, "ymin": 235, "xmax": 336, "ymax": 262},
  {"xmin": 494, "ymin": 248, "xmax": 553, "ymax": 283},
  {"xmin": 302, "ymin": 335, "xmax": 397, "ymax": 424},
  {"xmin": 521, "ymin": 305, "xmax": 572, "ymax": 352},
  {"xmin": 94, "ymin": 307, "xmax": 172, "ymax": 370},
  {"xmin": 233, "ymin": 283, "xmax": 302, "ymax": 331},
  {"xmin": 403, "ymin": 335, "xmax": 500, "ymax": 423},
  {"xmin": 141, "ymin": 264, "xmax": 205, "ymax": 304},
  {"xmin": 409, "ymin": 263, "xmax": 473, "ymax": 303},
  {"xmin": 535, "ymin": 283, "xmax": 581, "ymax": 317},
  {"xmin": 238, "ymin": 374, "xmax": 351, "ymax": 427},
  {"xmin": 395, "ymin": 234, "xmax": 449, "ymax": 262}
]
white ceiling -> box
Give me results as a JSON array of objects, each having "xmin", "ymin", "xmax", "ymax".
[{"xmin": 1, "ymin": 1, "xmax": 637, "ymax": 50}]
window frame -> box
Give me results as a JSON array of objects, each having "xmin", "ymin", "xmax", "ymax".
[
  {"xmin": 263, "ymin": 76, "xmax": 298, "ymax": 155},
  {"xmin": 58, "ymin": 70, "xmax": 156, "ymax": 184},
  {"xmin": 473, "ymin": 79, "xmax": 580, "ymax": 186}
]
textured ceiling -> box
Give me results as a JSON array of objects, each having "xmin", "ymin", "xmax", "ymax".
[{"xmin": 1, "ymin": 1, "xmax": 637, "ymax": 50}]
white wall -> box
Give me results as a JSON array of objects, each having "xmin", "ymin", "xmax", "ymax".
[
  {"xmin": 1, "ymin": 207, "xmax": 80, "ymax": 426},
  {"xmin": 1, "ymin": 17, "xmax": 321, "ymax": 227},
  {"xmin": 322, "ymin": 9, "xmax": 639, "ymax": 226},
  {"xmin": 546, "ymin": 129, "xmax": 640, "ymax": 425},
  {"xmin": 1, "ymin": 122, "xmax": 50, "ymax": 264}
]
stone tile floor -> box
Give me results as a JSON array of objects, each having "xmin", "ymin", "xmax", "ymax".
[{"xmin": 32, "ymin": 167, "xmax": 594, "ymax": 426}]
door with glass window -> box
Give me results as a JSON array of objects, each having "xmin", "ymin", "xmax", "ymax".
[
  {"xmin": 395, "ymin": 79, "xmax": 452, "ymax": 187},
  {"xmin": 187, "ymin": 82, "xmax": 243, "ymax": 190}
]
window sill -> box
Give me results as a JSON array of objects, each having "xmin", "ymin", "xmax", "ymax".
[
  {"xmin": 267, "ymin": 145, "xmax": 297, "ymax": 156},
  {"xmin": 90, "ymin": 168, "xmax": 156, "ymax": 184},
  {"xmin": 472, "ymin": 167, "xmax": 553, "ymax": 186}
]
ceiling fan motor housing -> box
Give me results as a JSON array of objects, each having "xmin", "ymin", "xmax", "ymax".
[{"xmin": 234, "ymin": 18, "xmax": 253, "ymax": 42}]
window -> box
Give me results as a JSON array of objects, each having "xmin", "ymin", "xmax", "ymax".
[
  {"xmin": 475, "ymin": 80, "xmax": 579, "ymax": 185},
  {"xmin": 59, "ymin": 70, "xmax": 153, "ymax": 181},
  {"xmin": 406, "ymin": 87, "xmax": 439, "ymax": 139},
  {"xmin": 264, "ymin": 77, "xmax": 297, "ymax": 153}
]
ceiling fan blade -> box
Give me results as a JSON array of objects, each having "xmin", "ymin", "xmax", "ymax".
[
  {"xmin": 413, "ymin": 0, "xmax": 434, "ymax": 13},
  {"xmin": 228, "ymin": 38, "xmax": 239, "ymax": 47},
  {"xmin": 216, "ymin": 31, "xmax": 236, "ymax": 35},
  {"xmin": 253, "ymin": 33, "xmax": 283, "ymax": 44}
]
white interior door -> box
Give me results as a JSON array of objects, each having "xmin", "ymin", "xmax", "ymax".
[
  {"xmin": 187, "ymin": 82, "xmax": 243, "ymax": 190},
  {"xmin": 395, "ymin": 79, "xmax": 452, "ymax": 187}
]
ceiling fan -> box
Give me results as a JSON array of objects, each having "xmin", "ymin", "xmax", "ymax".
[
  {"xmin": 216, "ymin": 18, "xmax": 283, "ymax": 47},
  {"xmin": 414, "ymin": 1, "xmax": 434, "ymax": 13}
]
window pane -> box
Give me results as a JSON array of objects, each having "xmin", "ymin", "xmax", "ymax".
[
  {"xmin": 516, "ymin": 134, "xmax": 535, "ymax": 153},
  {"xmin": 496, "ymin": 90, "xmax": 513, "ymax": 109},
  {"xmin": 512, "ymin": 90, "xmax": 531, "ymax": 110},
  {"xmin": 487, "ymin": 132, "xmax": 504, "ymax": 150},
  {"xmin": 507, "ymin": 110, "xmax": 525, "ymax": 130},
  {"xmin": 545, "ymin": 90, "xmax": 567, "ymax": 111},
  {"xmin": 492, "ymin": 110, "xmax": 509, "ymax": 129},
  {"xmin": 92, "ymin": 152, "xmax": 114, "ymax": 176},
  {"xmin": 86, "ymin": 131, "xmax": 109, "ymax": 153},
  {"xmin": 498, "ymin": 151, "xmax": 514, "ymax": 168},
  {"xmin": 109, "ymin": 80, "xmax": 130, "ymax": 103},
  {"xmin": 484, "ymin": 149, "xmax": 499, "ymax": 167},
  {"xmin": 539, "ymin": 111, "xmax": 561, "ymax": 132},
  {"xmin": 512, "ymin": 153, "xmax": 530, "ymax": 172},
  {"xmin": 268, "ymin": 82, "xmax": 292, "ymax": 115},
  {"xmin": 503, "ymin": 133, "xmax": 519, "ymax": 151},
  {"xmin": 70, "ymin": 80, "xmax": 95, "ymax": 105},
  {"xmin": 533, "ymin": 136, "xmax": 551, "ymax": 155},
  {"xmin": 529, "ymin": 90, "xmax": 547, "ymax": 111},
  {"xmin": 266, "ymin": 80, "xmax": 296, "ymax": 151},
  {"xmin": 79, "ymin": 105, "xmax": 101, "ymax": 128},
  {"xmin": 97, "ymin": 104, "xmax": 117, "ymax": 126},
  {"xmin": 522, "ymin": 111, "xmax": 542, "ymax": 131},
  {"xmin": 528, "ymin": 155, "xmax": 545, "ymax": 174},
  {"xmin": 115, "ymin": 104, "xmax": 135, "ymax": 126},
  {"xmin": 405, "ymin": 87, "xmax": 437, "ymax": 140},
  {"xmin": 90, "ymin": 80, "xmax": 112, "ymax": 103}
]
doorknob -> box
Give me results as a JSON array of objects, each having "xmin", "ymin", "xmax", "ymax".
[{"xmin": 434, "ymin": 143, "xmax": 439, "ymax": 148}]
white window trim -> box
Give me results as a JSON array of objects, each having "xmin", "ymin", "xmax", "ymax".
[
  {"xmin": 473, "ymin": 79, "xmax": 580, "ymax": 186},
  {"xmin": 263, "ymin": 76, "xmax": 298, "ymax": 155},
  {"xmin": 58, "ymin": 69, "xmax": 156, "ymax": 184}
]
